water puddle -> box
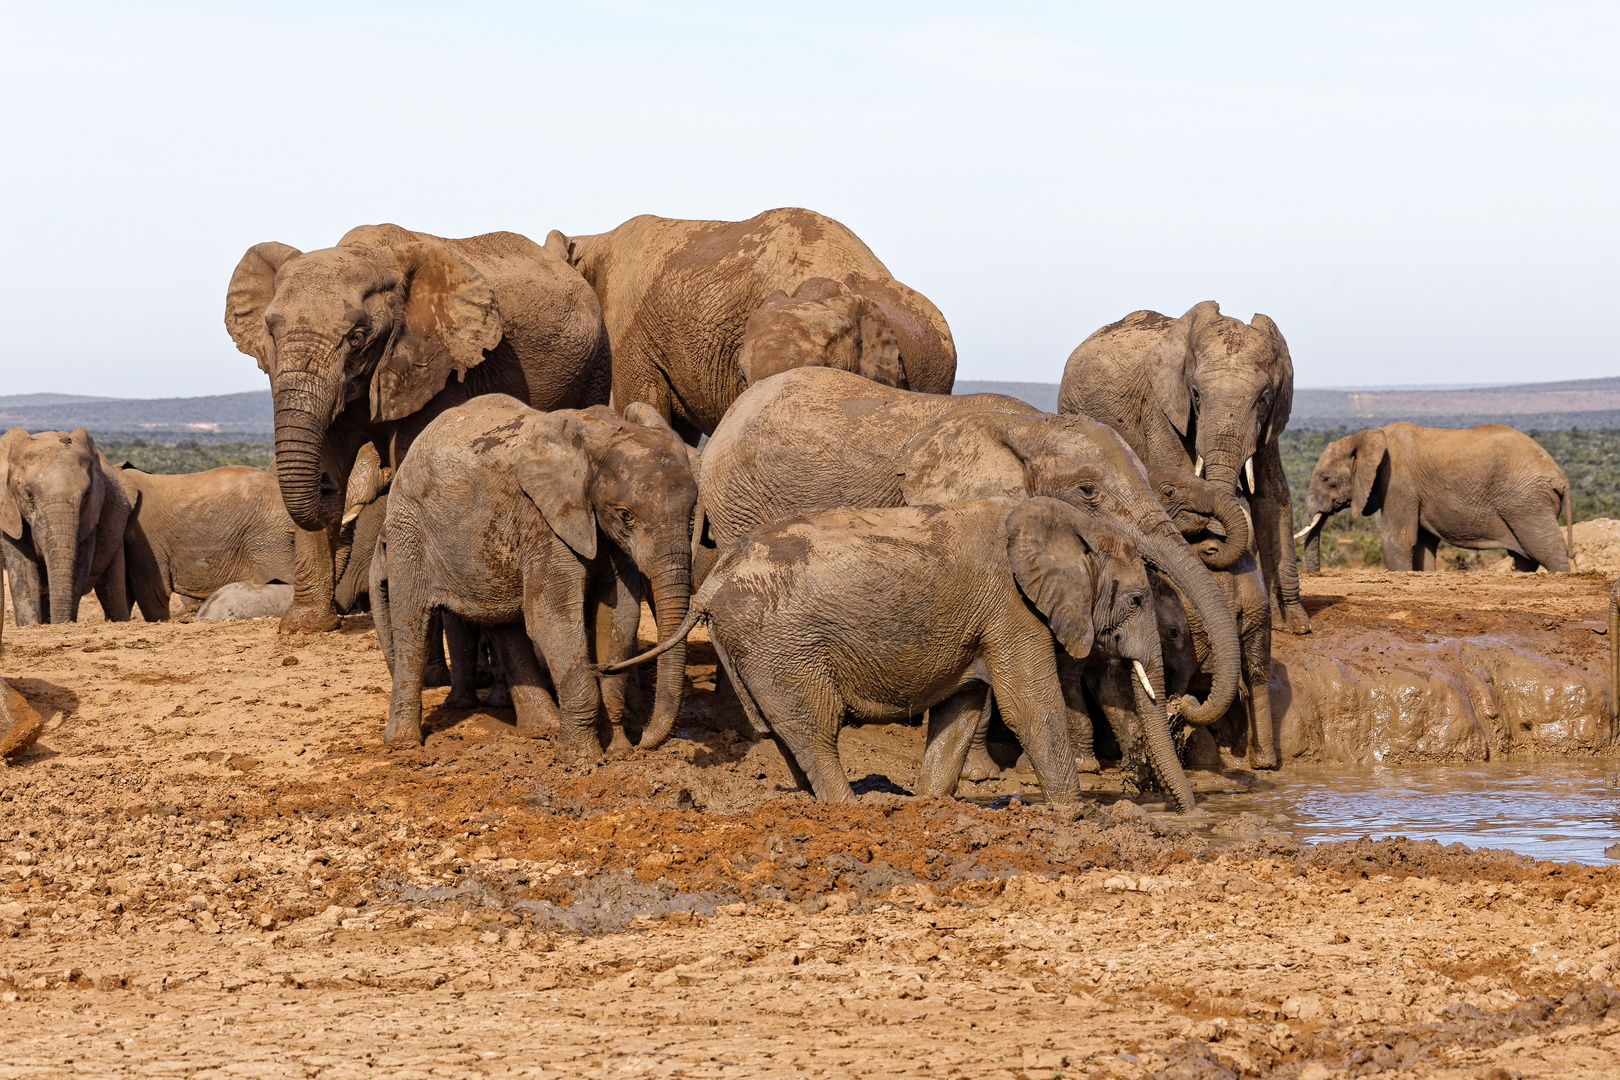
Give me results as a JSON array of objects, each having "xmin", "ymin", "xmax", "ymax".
[{"xmin": 1202, "ymin": 760, "xmax": 1620, "ymax": 866}]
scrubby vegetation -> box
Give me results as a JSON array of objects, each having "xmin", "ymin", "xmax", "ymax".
[
  {"xmin": 97, "ymin": 439, "xmax": 273, "ymax": 474},
  {"xmin": 1280, "ymin": 428, "xmax": 1620, "ymax": 569}
]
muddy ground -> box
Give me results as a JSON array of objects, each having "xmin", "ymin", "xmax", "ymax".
[{"xmin": 2, "ymin": 571, "xmax": 1620, "ymax": 1078}]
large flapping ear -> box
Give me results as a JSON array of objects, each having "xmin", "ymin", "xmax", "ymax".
[
  {"xmin": 225, "ymin": 242, "xmax": 303, "ymax": 372},
  {"xmin": 1350, "ymin": 428, "xmax": 1389, "ymax": 515},
  {"xmin": 1252, "ymin": 312, "xmax": 1293, "ymax": 443},
  {"xmin": 0, "ymin": 428, "xmax": 25, "ymax": 538},
  {"xmin": 1005, "ymin": 497, "xmax": 1097, "ymax": 659},
  {"xmin": 515, "ymin": 412, "xmax": 597, "ymax": 560},
  {"xmin": 1146, "ymin": 300, "xmax": 1220, "ymax": 437},
  {"xmin": 853, "ymin": 298, "xmax": 905, "ymax": 388},
  {"xmin": 898, "ymin": 411, "xmax": 1039, "ymax": 503},
  {"xmin": 370, "ymin": 242, "xmax": 503, "ymax": 423}
]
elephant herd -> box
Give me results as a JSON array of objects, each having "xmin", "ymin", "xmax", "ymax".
[{"xmin": 0, "ymin": 207, "xmax": 1586, "ymax": 812}]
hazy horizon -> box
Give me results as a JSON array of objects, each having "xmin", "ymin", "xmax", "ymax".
[{"xmin": 3, "ymin": 3, "xmax": 1615, "ymax": 397}]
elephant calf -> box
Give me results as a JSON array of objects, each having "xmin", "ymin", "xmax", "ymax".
[
  {"xmin": 0, "ymin": 427, "xmax": 131, "ymax": 625},
  {"xmin": 1296, "ymin": 422, "xmax": 1574, "ymax": 572},
  {"xmin": 372, "ymin": 395, "xmax": 698, "ymax": 761},
  {"xmin": 607, "ymin": 497, "xmax": 1197, "ymax": 812}
]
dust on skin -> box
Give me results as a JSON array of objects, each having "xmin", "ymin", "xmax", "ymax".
[{"xmin": 1, "ymin": 572, "xmax": 1619, "ymax": 1075}]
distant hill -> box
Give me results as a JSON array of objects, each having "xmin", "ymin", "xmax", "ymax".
[
  {"xmin": 956, "ymin": 377, "xmax": 1620, "ymax": 431},
  {"xmin": 0, "ymin": 390, "xmax": 273, "ymax": 441}
]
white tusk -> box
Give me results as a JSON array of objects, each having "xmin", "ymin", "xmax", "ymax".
[
  {"xmin": 1244, "ymin": 457, "xmax": 1255, "ymax": 493},
  {"xmin": 341, "ymin": 508, "xmax": 360, "ymax": 527},
  {"xmin": 1133, "ymin": 660, "xmax": 1156, "ymax": 702},
  {"xmin": 1193, "ymin": 455, "xmax": 1204, "ymax": 478},
  {"xmin": 1293, "ymin": 512, "xmax": 1323, "ymax": 540}
]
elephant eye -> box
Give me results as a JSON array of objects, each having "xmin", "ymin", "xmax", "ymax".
[
  {"xmin": 1127, "ymin": 592, "xmax": 1144, "ymax": 609},
  {"xmin": 347, "ymin": 326, "xmax": 367, "ymax": 346},
  {"xmin": 614, "ymin": 506, "xmax": 635, "ymax": 526}
]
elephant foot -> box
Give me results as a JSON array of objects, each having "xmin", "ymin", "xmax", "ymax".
[
  {"xmin": 279, "ymin": 603, "xmax": 341, "ymax": 634},
  {"xmin": 443, "ymin": 687, "xmax": 478, "ymax": 710},
  {"xmin": 605, "ymin": 730, "xmax": 633, "ymax": 759},
  {"xmin": 1274, "ymin": 602, "xmax": 1312, "ymax": 635},
  {"xmin": 484, "ymin": 681, "xmax": 512, "ymax": 708},
  {"xmin": 1249, "ymin": 746, "xmax": 1280, "ymax": 770},
  {"xmin": 423, "ymin": 661, "xmax": 452, "ymax": 689},
  {"xmin": 962, "ymin": 746, "xmax": 1001, "ymax": 782},
  {"xmin": 382, "ymin": 721, "xmax": 423, "ymax": 749},
  {"xmin": 1075, "ymin": 754, "xmax": 1100, "ymax": 775}
]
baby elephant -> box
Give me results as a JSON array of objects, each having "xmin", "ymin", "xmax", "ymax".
[
  {"xmin": 1296, "ymin": 422, "xmax": 1574, "ymax": 572},
  {"xmin": 372, "ymin": 395, "xmax": 698, "ymax": 761},
  {"xmin": 606, "ymin": 497, "xmax": 1195, "ymax": 812},
  {"xmin": 0, "ymin": 427, "xmax": 131, "ymax": 625}
]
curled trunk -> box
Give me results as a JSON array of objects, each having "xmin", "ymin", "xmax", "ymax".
[
  {"xmin": 1139, "ymin": 524, "xmax": 1241, "ymax": 726},
  {"xmin": 1195, "ymin": 487, "xmax": 1251, "ymax": 570},
  {"xmin": 1135, "ymin": 655, "xmax": 1195, "ymax": 812},
  {"xmin": 636, "ymin": 551, "xmax": 692, "ymax": 749}
]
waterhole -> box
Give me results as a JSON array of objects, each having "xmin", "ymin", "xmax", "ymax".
[{"xmin": 1202, "ymin": 760, "xmax": 1620, "ymax": 866}]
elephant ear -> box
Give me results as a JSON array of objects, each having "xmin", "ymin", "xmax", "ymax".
[
  {"xmin": 1005, "ymin": 498, "xmax": 1097, "ymax": 659},
  {"xmin": 1146, "ymin": 300, "xmax": 1220, "ymax": 437},
  {"xmin": 899, "ymin": 412, "xmax": 1036, "ymax": 503},
  {"xmin": 853, "ymin": 298, "xmax": 905, "ymax": 388},
  {"xmin": 1350, "ymin": 428, "xmax": 1389, "ymax": 515},
  {"xmin": 515, "ymin": 413, "xmax": 597, "ymax": 560},
  {"xmin": 0, "ymin": 428, "xmax": 25, "ymax": 539},
  {"xmin": 371, "ymin": 242, "xmax": 503, "ymax": 423},
  {"xmin": 543, "ymin": 229, "xmax": 574, "ymax": 264},
  {"xmin": 1252, "ymin": 312, "xmax": 1293, "ymax": 444},
  {"xmin": 225, "ymin": 241, "xmax": 303, "ymax": 372}
]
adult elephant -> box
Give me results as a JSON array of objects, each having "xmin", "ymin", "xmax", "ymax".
[
  {"xmin": 0, "ymin": 428, "xmax": 131, "ymax": 625},
  {"xmin": 1296, "ymin": 423, "xmax": 1574, "ymax": 573},
  {"xmin": 117, "ymin": 464, "xmax": 296, "ymax": 621},
  {"xmin": 1059, "ymin": 301, "xmax": 1311, "ymax": 635},
  {"xmin": 700, "ymin": 368, "xmax": 1249, "ymax": 811},
  {"xmin": 225, "ymin": 223, "xmax": 612, "ymax": 633},
  {"xmin": 545, "ymin": 208, "xmax": 955, "ymax": 439}
]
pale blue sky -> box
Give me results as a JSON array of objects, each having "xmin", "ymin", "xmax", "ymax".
[{"xmin": 2, "ymin": 2, "xmax": 1615, "ymax": 396}]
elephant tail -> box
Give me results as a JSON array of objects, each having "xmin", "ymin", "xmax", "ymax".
[{"xmin": 1564, "ymin": 485, "xmax": 1577, "ymax": 570}]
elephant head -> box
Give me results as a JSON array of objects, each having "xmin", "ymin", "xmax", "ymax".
[
  {"xmin": 0, "ymin": 427, "xmax": 109, "ymax": 624},
  {"xmin": 1148, "ymin": 301, "xmax": 1292, "ymax": 496},
  {"xmin": 225, "ymin": 226, "xmax": 502, "ymax": 529},
  {"xmin": 1005, "ymin": 497, "xmax": 1194, "ymax": 812},
  {"xmin": 737, "ymin": 278, "xmax": 904, "ymax": 389},
  {"xmin": 898, "ymin": 409, "xmax": 1243, "ymax": 751},
  {"xmin": 516, "ymin": 403, "xmax": 699, "ymax": 752},
  {"xmin": 1296, "ymin": 428, "xmax": 1388, "ymax": 573},
  {"xmin": 1147, "ymin": 466, "xmax": 1251, "ymax": 570}
]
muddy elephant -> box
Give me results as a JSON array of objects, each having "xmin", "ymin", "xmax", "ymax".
[
  {"xmin": 1059, "ymin": 301, "xmax": 1309, "ymax": 635},
  {"xmin": 225, "ymin": 223, "xmax": 612, "ymax": 634},
  {"xmin": 609, "ymin": 497, "xmax": 1163, "ymax": 810},
  {"xmin": 545, "ymin": 208, "xmax": 955, "ymax": 439},
  {"xmin": 372, "ymin": 396, "xmax": 698, "ymax": 761},
  {"xmin": 737, "ymin": 278, "xmax": 905, "ymax": 389},
  {"xmin": 1296, "ymin": 422, "xmax": 1574, "ymax": 573},
  {"xmin": 0, "ymin": 428, "xmax": 131, "ymax": 625},
  {"xmin": 699, "ymin": 368, "xmax": 1248, "ymax": 809},
  {"xmin": 116, "ymin": 464, "xmax": 296, "ymax": 621},
  {"xmin": 333, "ymin": 444, "xmax": 390, "ymax": 614}
]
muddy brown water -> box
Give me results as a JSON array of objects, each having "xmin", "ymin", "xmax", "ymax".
[{"xmin": 1197, "ymin": 760, "xmax": 1620, "ymax": 865}]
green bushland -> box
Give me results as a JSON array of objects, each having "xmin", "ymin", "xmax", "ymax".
[
  {"xmin": 1280, "ymin": 427, "xmax": 1620, "ymax": 569},
  {"xmin": 97, "ymin": 439, "xmax": 274, "ymax": 474}
]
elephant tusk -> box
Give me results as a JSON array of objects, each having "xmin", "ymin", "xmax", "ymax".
[
  {"xmin": 1194, "ymin": 456, "xmax": 1204, "ymax": 478},
  {"xmin": 341, "ymin": 508, "xmax": 361, "ymax": 527},
  {"xmin": 1294, "ymin": 512, "xmax": 1323, "ymax": 540},
  {"xmin": 1133, "ymin": 660, "xmax": 1156, "ymax": 702},
  {"xmin": 1244, "ymin": 457, "xmax": 1255, "ymax": 494}
]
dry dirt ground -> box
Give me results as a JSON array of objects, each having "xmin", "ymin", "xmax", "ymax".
[{"xmin": 2, "ymin": 572, "xmax": 1620, "ymax": 1078}]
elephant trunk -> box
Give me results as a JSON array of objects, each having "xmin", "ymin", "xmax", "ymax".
[
  {"xmin": 1197, "ymin": 430, "xmax": 1253, "ymax": 496},
  {"xmin": 636, "ymin": 544, "xmax": 693, "ymax": 749},
  {"xmin": 1197, "ymin": 487, "xmax": 1252, "ymax": 570},
  {"xmin": 40, "ymin": 505, "xmax": 83, "ymax": 623},
  {"xmin": 1299, "ymin": 510, "xmax": 1326, "ymax": 574},
  {"xmin": 273, "ymin": 365, "xmax": 341, "ymax": 531},
  {"xmin": 1138, "ymin": 524, "xmax": 1241, "ymax": 727},
  {"xmin": 1135, "ymin": 655, "xmax": 1196, "ymax": 813}
]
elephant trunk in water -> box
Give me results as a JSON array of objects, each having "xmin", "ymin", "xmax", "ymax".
[
  {"xmin": 273, "ymin": 363, "xmax": 342, "ymax": 531},
  {"xmin": 638, "ymin": 543, "xmax": 693, "ymax": 749},
  {"xmin": 1135, "ymin": 654, "xmax": 1195, "ymax": 813},
  {"xmin": 1139, "ymin": 522, "xmax": 1241, "ymax": 726},
  {"xmin": 40, "ymin": 504, "xmax": 82, "ymax": 623}
]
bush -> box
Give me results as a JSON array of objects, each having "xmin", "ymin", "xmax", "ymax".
[{"xmin": 97, "ymin": 441, "xmax": 273, "ymax": 474}]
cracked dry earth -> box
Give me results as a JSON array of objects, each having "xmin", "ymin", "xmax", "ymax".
[{"xmin": 3, "ymin": 576, "xmax": 1620, "ymax": 1077}]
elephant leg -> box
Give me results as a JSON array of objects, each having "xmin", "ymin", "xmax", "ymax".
[
  {"xmin": 441, "ymin": 612, "xmax": 480, "ymax": 709},
  {"xmin": 1379, "ymin": 508, "xmax": 1419, "ymax": 571},
  {"xmin": 422, "ymin": 610, "xmax": 451, "ymax": 687},
  {"xmin": 1059, "ymin": 654, "xmax": 1100, "ymax": 774},
  {"xmin": 1415, "ymin": 530, "xmax": 1439, "ymax": 571},
  {"xmin": 486, "ymin": 623, "xmax": 562, "ymax": 737},
  {"xmin": 93, "ymin": 544, "xmax": 131, "ymax": 622},
  {"xmin": 960, "ymin": 692, "xmax": 1002, "ymax": 780},
  {"xmin": 523, "ymin": 584, "xmax": 602, "ymax": 763},
  {"xmin": 1257, "ymin": 444, "xmax": 1310, "ymax": 634},
  {"xmin": 592, "ymin": 554, "xmax": 642, "ymax": 757},
  {"xmin": 3, "ymin": 541, "xmax": 43, "ymax": 627},
  {"xmin": 482, "ymin": 633, "xmax": 512, "ymax": 707},
  {"xmin": 383, "ymin": 593, "xmax": 432, "ymax": 749},
  {"xmin": 916, "ymin": 684, "xmax": 992, "ymax": 797},
  {"xmin": 1244, "ymin": 623, "xmax": 1278, "ymax": 769},
  {"xmin": 749, "ymin": 674, "xmax": 854, "ymax": 803},
  {"xmin": 281, "ymin": 523, "xmax": 342, "ymax": 633}
]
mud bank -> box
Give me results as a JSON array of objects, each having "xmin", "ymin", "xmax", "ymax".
[{"xmin": 1268, "ymin": 570, "xmax": 1615, "ymax": 764}]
